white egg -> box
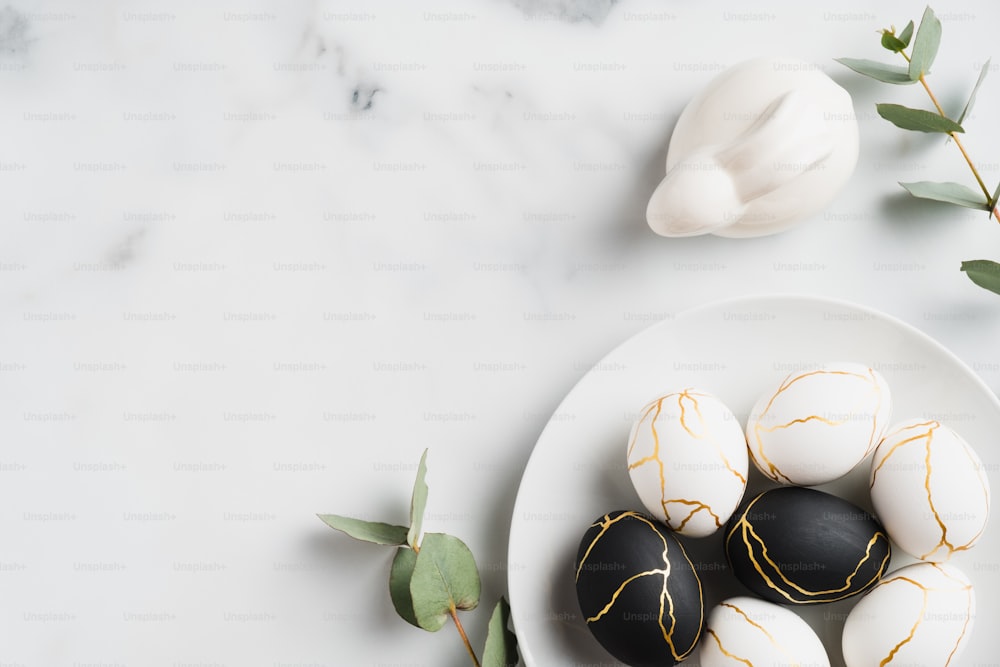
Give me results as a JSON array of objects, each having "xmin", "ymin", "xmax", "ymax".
[
  {"xmin": 842, "ymin": 562, "xmax": 975, "ymax": 667},
  {"xmin": 745, "ymin": 362, "xmax": 891, "ymax": 485},
  {"xmin": 700, "ymin": 596, "xmax": 829, "ymax": 667},
  {"xmin": 627, "ymin": 389, "xmax": 748, "ymax": 537},
  {"xmin": 870, "ymin": 419, "xmax": 991, "ymax": 562}
]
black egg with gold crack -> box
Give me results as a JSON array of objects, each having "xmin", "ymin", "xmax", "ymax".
[
  {"xmin": 724, "ymin": 486, "xmax": 891, "ymax": 604},
  {"xmin": 574, "ymin": 510, "xmax": 704, "ymax": 667}
]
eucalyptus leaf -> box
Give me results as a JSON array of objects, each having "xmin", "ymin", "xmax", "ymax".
[
  {"xmin": 899, "ymin": 181, "xmax": 991, "ymax": 210},
  {"xmin": 316, "ymin": 514, "xmax": 409, "ymax": 546},
  {"xmin": 881, "ymin": 32, "xmax": 907, "ymax": 53},
  {"xmin": 958, "ymin": 59, "xmax": 991, "ymax": 125},
  {"xmin": 961, "ymin": 260, "xmax": 1000, "ymax": 295},
  {"xmin": 909, "ymin": 6, "xmax": 941, "ymax": 80},
  {"xmin": 899, "ymin": 20, "xmax": 915, "ymax": 47},
  {"xmin": 835, "ymin": 58, "xmax": 917, "ymax": 85},
  {"xmin": 876, "ymin": 103, "xmax": 964, "ymax": 133},
  {"xmin": 410, "ymin": 533, "xmax": 482, "ymax": 632},
  {"xmin": 408, "ymin": 449, "xmax": 429, "ymax": 549},
  {"xmin": 990, "ymin": 180, "xmax": 1000, "ymax": 214},
  {"xmin": 483, "ymin": 597, "xmax": 519, "ymax": 667},
  {"xmin": 389, "ymin": 547, "xmax": 421, "ymax": 628}
]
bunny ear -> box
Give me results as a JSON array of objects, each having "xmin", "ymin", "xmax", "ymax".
[{"xmin": 715, "ymin": 90, "xmax": 838, "ymax": 202}]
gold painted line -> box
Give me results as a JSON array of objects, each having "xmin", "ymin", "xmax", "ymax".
[
  {"xmin": 627, "ymin": 401, "xmax": 659, "ymax": 459},
  {"xmin": 629, "ymin": 511, "xmax": 671, "ymax": 557},
  {"xmin": 650, "ymin": 398, "xmax": 669, "ymax": 523},
  {"xmin": 739, "ymin": 518, "xmax": 890, "ymax": 602},
  {"xmin": 677, "ymin": 391, "xmax": 703, "ymax": 440},
  {"xmin": 756, "ymin": 414, "xmax": 842, "ymax": 432},
  {"xmin": 723, "ymin": 601, "xmax": 801, "ymax": 666},
  {"xmin": 585, "ymin": 569, "xmax": 666, "ymax": 623},
  {"xmin": 627, "ymin": 454, "xmax": 659, "ymax": 471},
  {"xmin": 673, "ymin": 531, "xmax": 704, "ymax": 658},
  {"xmin": 930, "ymin": 563, "xmax": 973, "ymax": 590},
  {"xmin": 657, "ymin": 572, "xmax": 673, "ymax": 654},
  {"xmin": 721, "ymin": 602, "xmax": 777, "ymax": 645},
  {"xmin": 878, "ymin": 577, "xmax": 929, "ymax": 666},
  {"xmin": 751, "ymin": 422, "xmax": 793, "ymax": 483},
  {"xmin": 575, "ymin": 512, "xmax": 635, "ymax": 582},
  {"xmin": 921, "ymin": 427, "xmax": 958, "ymax": 560},
  {"xmin": 870, "ymin": 423, "xmax": 937, "ymax": 489},
  {"xmin": 944, "ymin": 584, "xmax": 974, "ymax": 666},
  {"xmin": 866, "ymin": 368, "xmax": 883, "ymax": 453},
  {"xmin": 739, "ymin": 520, "xmax": 799, "ymax": 604},
  {"xmin": 706, "ymin": 629, "xmax": 755, "ymax": 666},
  {"xmin": 664, "ymin": 498, "xmax": 722, "ymax": 531},
  {"xmin": 752, "ymin": 369, "xmax": 871, "ymax": 484},
  {"xmin": 717, "ymin": 436, "xmax": 749, "ymax": 485},
  {"xmin": 633, "ymin": 513, "xmax": 689, "ymax": 660},
  {"xmin": 725, "ymin": 494, "xmax": 765, "ymax": 545}
]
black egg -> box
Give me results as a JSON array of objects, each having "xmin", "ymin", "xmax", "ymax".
[
  {"xmin": 724, "ymin": 486, "xmax": 891, "ymax": 604},
  {"xmin": 574, "ymin": 510, "xmax": 704, "ymax": 667}
]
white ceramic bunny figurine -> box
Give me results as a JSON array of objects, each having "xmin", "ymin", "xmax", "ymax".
[{"xmin": 646, "ymin": 58, "xmax": 859, "ymax": 238}]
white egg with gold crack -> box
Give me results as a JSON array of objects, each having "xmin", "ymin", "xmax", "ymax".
[
  {"xmin": 842, "ymin": 562, "xmax": 976, "ymax": 667},
  {"xmin": 626, "ymin": 389, "xmax": 748, "ymax": 537},
  {"xmin": 700, "ymin": 596, "xmax": 830, "ymax": 667},
  {"xmin": 745, "ymin": 362, "xmax": 892, "ymax": 485},
  {"xmin": 870, "ymin": 418, "xmax": 991, "ymax": 561}
]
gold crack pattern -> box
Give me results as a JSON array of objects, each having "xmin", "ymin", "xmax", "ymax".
[
  {"xmin": 579, "ymin": 511, "xmax": 703, "ymax": 661},
  {"xmin": 628, "ymin": 390, "xmax": 746, "ymax": 532},
  {"xmin": 705, "ymin": 628, "xmax": 755, "ymax": 666},
  {"xmin": 720, "ymin": 602, "xmax": 799, "ymax": 666},
  {"xmin": 575, "ymin": 512, "xmax": 636, "ymax": 582},
  {"xmin": 934, "ymin": 564, "xmax": 975, "ymax": 667},
  {"xmin": 749, "ymin": 368, "xmax": 885, "ymax": 483},
  {"xmin": 871, "ymin": 420, "xmax": 990, "ymax": 560},
  {"xmin": 663, "ymin": 498, "xmax": 723, "ymax": 531},
  {"xmin": 857, "ymin": 565, "xmax": 973, "ymax": 667},
  {"xmin": 725, "ymin": 495, "xmax": 890, "ymax": 604}
]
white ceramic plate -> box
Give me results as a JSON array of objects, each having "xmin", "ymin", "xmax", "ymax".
[{"xmin": 508, "ymin": 294, "xmax": 1000, "ymax": 667}]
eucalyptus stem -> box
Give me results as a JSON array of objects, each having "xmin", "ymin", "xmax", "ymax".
[
  {"xmin": 839, "ymin": 6, "xmax": 1000, "ymax": 295},
  {"xmin": 450, "ymin": 608, "xmax": 482, "ymax": 667},
  {"xmin": 899, "ymin": 48, "xmax": 1000, "ymax": 222}
]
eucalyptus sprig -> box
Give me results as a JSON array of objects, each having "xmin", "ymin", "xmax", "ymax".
[
  {"xmin": 837, "ymin": 6, "xmax": 1000, "ymax": 296},
  {"xmin": 317, "ymin": 449, "xmax": 519, "ymax": 667}
]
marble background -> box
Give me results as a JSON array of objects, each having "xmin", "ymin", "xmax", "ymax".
[{"xmin": 3, "ymin": 0, "xmax": 1000, "ymax": 665}]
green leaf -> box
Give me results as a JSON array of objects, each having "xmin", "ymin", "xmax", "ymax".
[
  {"xmin": 909, "ymin": 6, "xmax": 941, "ymax": 80},
  {"xmin": 410, "ymin": 533, "xmax": 481, "ymax": 632},
  {"xmin": 958, "ymin": 59, "xmax": 991, "ymax": 125},
  {"xmin": 483, "ymin": 597, "xmax": 519, "ymax": 667},
  {"xmin": 899, "ymin": 20, "xmax": 915, "ymax": 47},
  {"xmin": 408, "ymin": 449, "xmax": 429, "ymax": 549},
  {"xmin": 389, "ymin": 547, "xmax": 420, "ymax": 627},
  {"xmin": 876, "ymin": 103, "xmax": 964, "ymax": 133},
  {"xmin": 990, "ymin": 180, "xmax": 1000, "ymax": 214},
  {"xmin": 316, "ymin": 514, "xmax": 408, "ymax": 546},
  {"xmin": 836, "ymin": 58, "xmax": 917, "ymax": 85},
  {"xmin": 899, "ymin": 181, "xmax": 991, "ymax": 210},
  {"xmin": 961, "ymin": 260, "xmax": 1000, "ymax": 295},
  {"xmin": 881, "ymin": 31, "xmax": 907, "ymax": 53}
]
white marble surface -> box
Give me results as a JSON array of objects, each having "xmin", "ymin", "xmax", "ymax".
[{"xmin": 3, "ymin": 1, "xmax": 1000, "ymax": 665}]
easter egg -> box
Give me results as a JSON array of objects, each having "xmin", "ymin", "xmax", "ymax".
[
  {"xmin": 724, "ymin": 486, "xmax": 891, "ymax": 604},
  {"xmin": 574, "ymin": 510, "xmax": 704, "ymax": 667},
  {"xmin": 627, "ymin": 389, "xmax": 749, "ymax": 537},
  {"xmin": 870, "ymin": 418, "xmax": 991, "ymax": 561},
  {"xmin": 842, "ymin": 562, "xmax": 975, "ymax": 667},
  {"xmin": 700, "ymin": 596, "xmax": 830, "ymax": 667},
  {"xmin": 745, "ymin": 362, "xmax": 891, "ymax": 485}
]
